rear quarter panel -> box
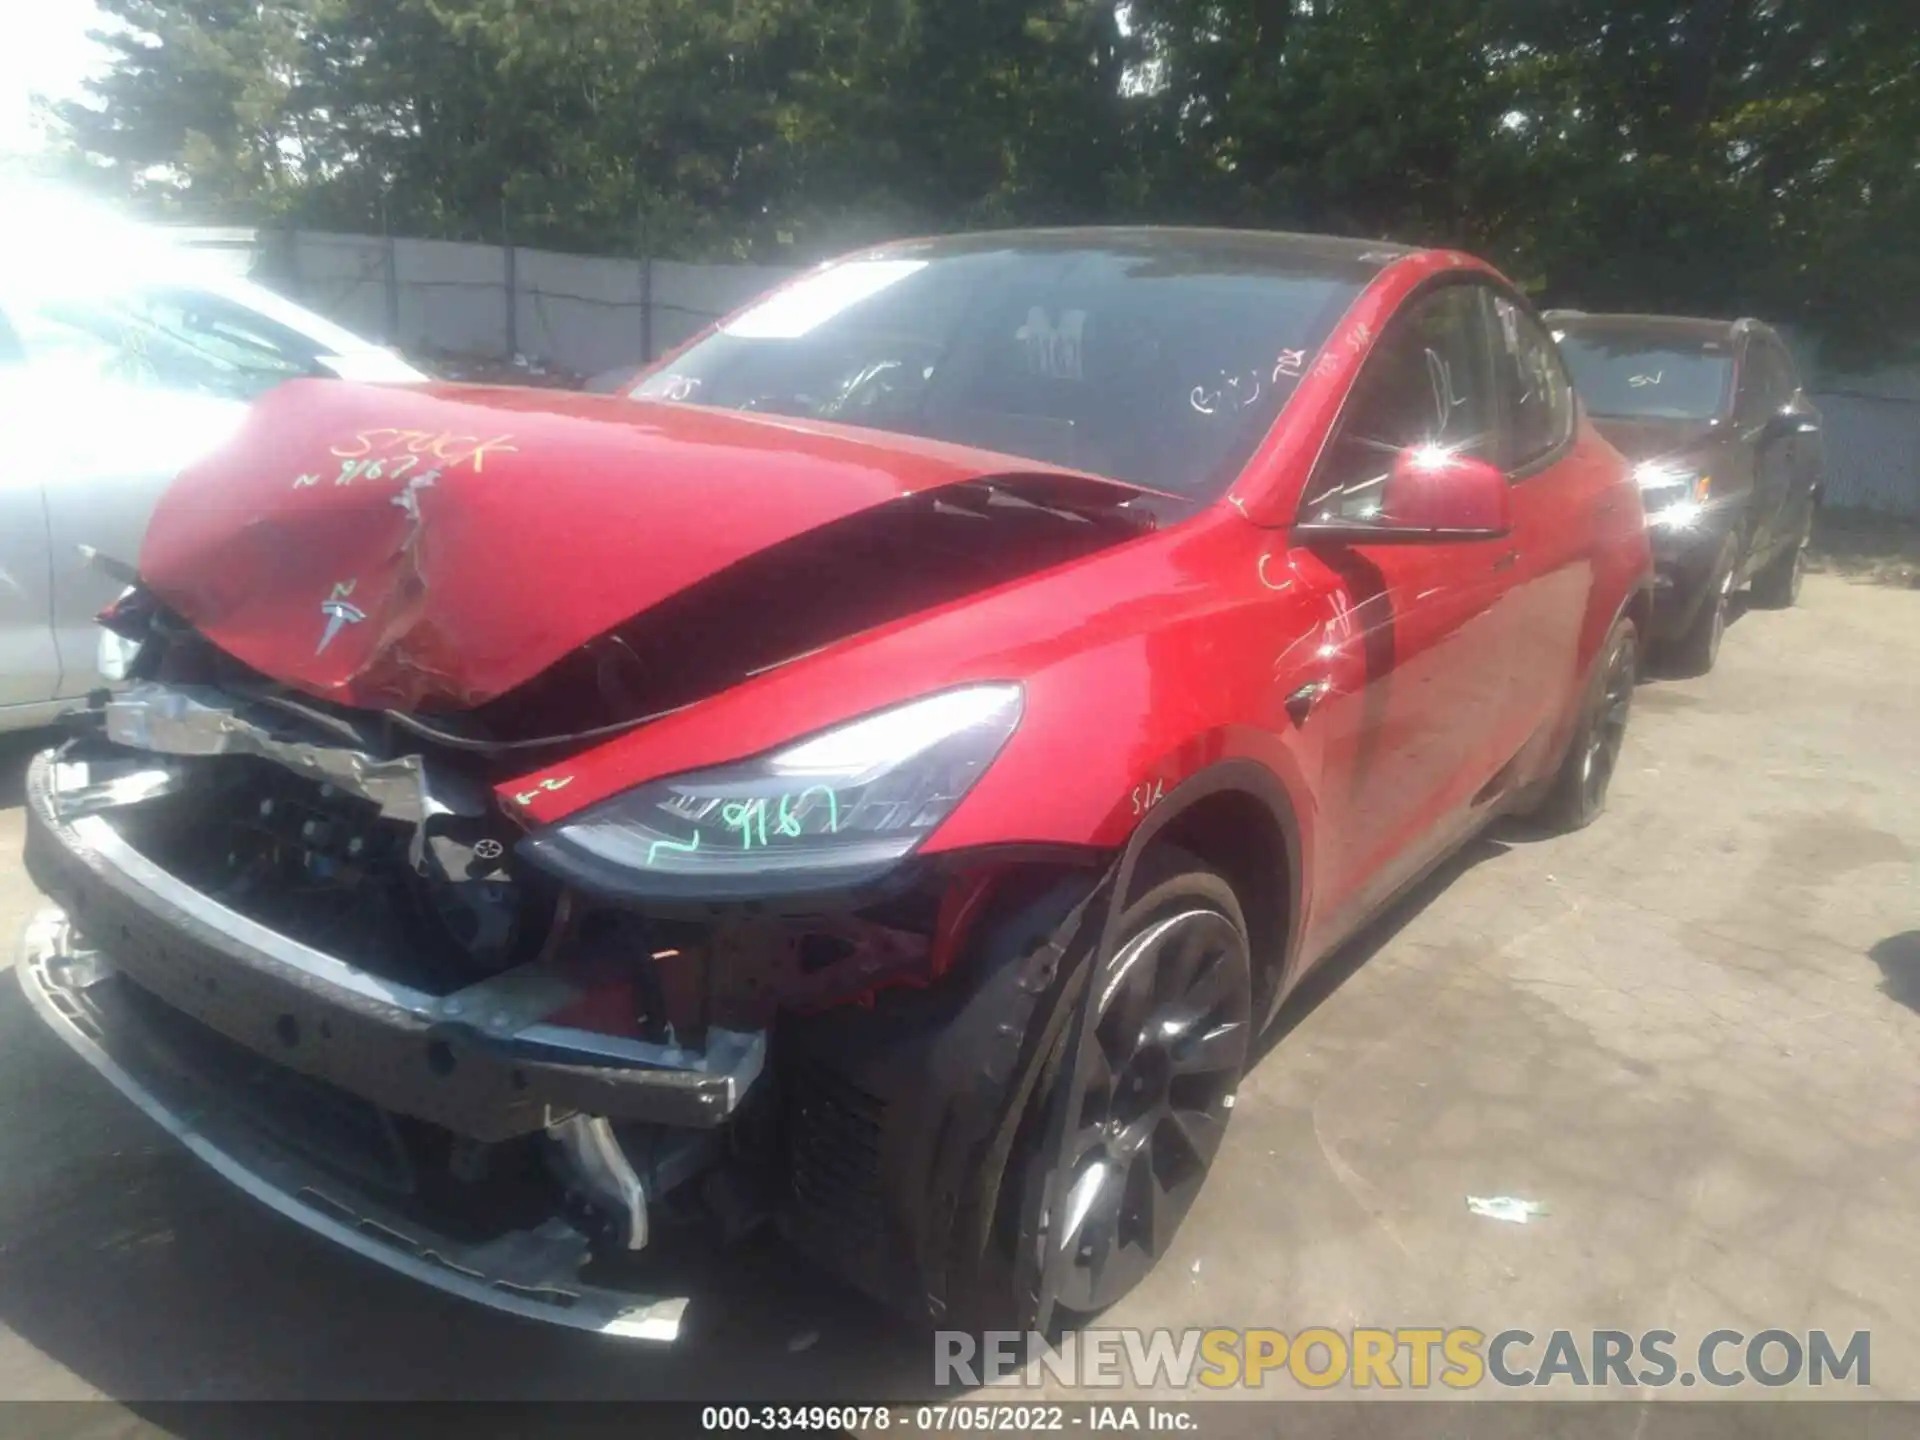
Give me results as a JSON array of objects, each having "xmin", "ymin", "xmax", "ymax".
[{"xmin": 1564, "ymin": 416, "xmax": 1651, "ymax": 682}]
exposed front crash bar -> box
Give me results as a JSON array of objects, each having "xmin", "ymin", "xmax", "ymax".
[
  {"xmin": 16, "ymin": 911, "xmax": 688, "ymax": 1341},
  {"xmin": 23, "ymin": 749, "xmax": 767, "ymax": 1140},
  {"xmin": 103, "ymin": 680, "xmax": 486, "ymax": 826}
]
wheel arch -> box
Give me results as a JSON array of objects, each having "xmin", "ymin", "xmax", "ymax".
[
  {"xmin": 1622, "ymin": 573, "xmax": 1656, "ymax": 651},
  {"xmin": 1117, "ymin": 758, "xmax": 1306, "ymax": 1027}
]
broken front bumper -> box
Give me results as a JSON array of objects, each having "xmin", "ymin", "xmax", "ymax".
[
  {"xmin": 21, "ymin": 748, "xmax": 765, "ymax": 1140},
  {"xmin": 16, "ymin": 909, "xmax": 688, "ymax": 1339},
  {"xmin": 15, "ymin": 745, "xmax": 780, "ymax": 1340}
]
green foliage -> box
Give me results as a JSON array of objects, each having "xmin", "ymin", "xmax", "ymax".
[{"xmin": 49, "ymin": 0, "xmax": 1920, "ymax": 359}]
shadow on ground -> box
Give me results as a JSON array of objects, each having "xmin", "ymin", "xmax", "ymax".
[
  {"xmin": 1811, "ymin": 506, "xmax": 1920, "ymax": 589},
  {"xmin": 1870, "ymin": 931, "xmax": 1920, "ymax": 1013},
  {"xmin": 0, "ymin": 732, "xmax": 41, "ymax": 811},
  {"xmin": 1257, "ymin": 832, "xmax": 1509, "ymax": 1061},
  {"xmin": 0, "ymin": 967, "xmax": 933, "ymax": 1407}
]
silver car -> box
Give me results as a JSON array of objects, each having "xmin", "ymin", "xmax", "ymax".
[{"xmin": 0, "ymin": 226, "xmax": 424, "ymax": 734}]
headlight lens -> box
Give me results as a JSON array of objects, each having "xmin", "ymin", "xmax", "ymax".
[
  {"xmin": 539, "ymin": 685, "xmax": 1023, "ymax": 880},
  {"xmin": 1651, "ymin": 499, "xmax": 1705, "ymax": 531},
  {"xmin": 1633, "ymin": 460, "xmax": 1711, "ymax": 514},
  {"xmin": 95, "ymin": 586, "xmax": 147, "ymax": 682},
  {"xmin": 97, "ymin": 628, "xmax": 143, "ymax": 683}
]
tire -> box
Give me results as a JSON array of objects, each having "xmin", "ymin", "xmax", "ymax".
[
  {"xmin": 1751, "ymin": 509, "xmax": 1811, "ymax": 609},
  {"xmin": 1537, "ymin": 616, "xmax": 1639, "ymax": 833},
  {"xmin": 1661, "ymin": 537, "xmax": 1737, "ymax": 678},
  {"xmin": 945, "ymin": 848, "xmax": 1253, "ymax": 1332}
]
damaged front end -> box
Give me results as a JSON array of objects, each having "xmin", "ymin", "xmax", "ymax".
[
  {"xmin": 21, "ymin": 715, "xmax": 772, "ymax": 1338},
  {"xmin": 20, "ymin": 630, "xmax": 1092, "ymax": 1338},
  {"xmin": 18, "ymin": 379, "xmax": 1170, "ymax": 1336}
]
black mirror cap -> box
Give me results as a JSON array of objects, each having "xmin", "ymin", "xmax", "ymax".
[{"xmin": 1765, "ymin": 410, "xmax": 1820, "ymax": 440}]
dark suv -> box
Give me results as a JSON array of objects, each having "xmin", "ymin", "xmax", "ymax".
[{"xmin": 1548, "ymin": 313, "xmax": 1823, "ymax": 675}]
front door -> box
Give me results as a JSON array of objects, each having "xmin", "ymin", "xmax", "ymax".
[
  {"xmin": 0, "ymin": 364, "xmax": 61, "ymax": 711},
  {"xmin": 1292, "ymin": 282, "xmax": 1520, "ymax": 944},
  {"xmin": 1737, "ymin": 337, "xmax": 1796, "ymax": 569},
  {"xmin": 1486, "ymin": 291, "xmax": 1612, "ymax": 755}
]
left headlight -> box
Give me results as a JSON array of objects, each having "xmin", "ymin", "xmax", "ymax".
[
  {"xmin": 95, "ymin": 586, "xmax": 150, "ymax": 682},
  {"xmin": 524, "ymin": 685, "xmax": 1024, "ymax": 890},
  {"xmin": 1634, "ymin": 460, "xmax": 1711, "ymax": 512},
  {"xmin": 96, "ymin": 627, "xmax": 143, "ymax": 683}
]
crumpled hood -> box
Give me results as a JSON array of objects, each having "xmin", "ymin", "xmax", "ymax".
[
  {"xmin": 1588, "ymin": 415, "xmax": 1722, "ymax": 464},
  {"xmin": 139, "ymin": 380, "xmax": 1149, "ymax": 712}
]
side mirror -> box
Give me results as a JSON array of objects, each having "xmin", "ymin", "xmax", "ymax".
[
  {"xmin": 1296, "ymin": 445, "xmax": 1513, "ymax": 542},
  {"xmin": 1764, "ymin": 409, "xmax": 1819, "ymax": 441},
  {"xmin": 1376, "ymin": 446, "xmax": 1513, "ymax": 536}
]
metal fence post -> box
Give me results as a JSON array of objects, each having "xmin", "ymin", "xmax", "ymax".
[
  {"xmin": 502, "ymin": 197, "xmax": 518, "ymax": 361},
  {"xmin": 379, "ymin": 194, "xmax": 400, "ymax": 347},
  {"xmin": 274, "ymin": 219, "xmax": 300, "ymax": 297},
  {"xmin": 641, "ymin": 253, "xmax": 655, "ymax": 364},
  {"xmin": 504, "ymin": 243, "xmax": 519, "ymax": 361}
]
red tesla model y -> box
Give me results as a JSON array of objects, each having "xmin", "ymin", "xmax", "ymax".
[{"xmin": 20, "ymin": 228, "xmax": 1651, "ymax": 1338}]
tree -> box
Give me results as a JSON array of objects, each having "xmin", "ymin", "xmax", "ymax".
[
  {"xmin": 57, "ymin": 0, "xmax": 308, "ymax": 211},
  {"xmin": 46, "ymin": 0, "xmax": 1920, "ymax": 356}
]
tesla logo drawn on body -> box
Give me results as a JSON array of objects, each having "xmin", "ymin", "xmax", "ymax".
[{"xmin": 317, "ymin": 581, "xmax": 366, "ymax": 655}]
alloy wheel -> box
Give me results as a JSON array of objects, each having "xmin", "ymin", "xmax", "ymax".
[
  {"xmin": 1047, "ymin": 908, "xmax": 1250, "ymax": 1314},
  {"xmin": 1707, "ymin": 565, "xmax": 1733, "ymax": 665},
  {"xmin": 1579, "ymin": 636, "xmax": 1636, "ymax": 814}
]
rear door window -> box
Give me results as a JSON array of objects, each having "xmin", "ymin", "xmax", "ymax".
[
  {"xmin": 1751, "ymin": 337, "xmax": 1804, "ymax": 422},
  {"xmin": 1738, "ymin": 341, "xmax": 1792, "ymax": 426}
]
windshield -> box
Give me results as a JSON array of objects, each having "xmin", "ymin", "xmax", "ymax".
[
  {"xmin": 1555, "ymin": 331, "xmax": 1734, "ymax": 421},
  {"xmin": 632, "ymin": 240, "xmax": 1370, "ymax": 497},
  {"xmin": 0, "ymin": 277, "xmax": 316, "ymax": 402}
]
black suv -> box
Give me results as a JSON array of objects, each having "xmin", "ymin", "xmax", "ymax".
[{"xmin": 1548, "ymin": 312, "xmax": 1824, "ymax": 675}]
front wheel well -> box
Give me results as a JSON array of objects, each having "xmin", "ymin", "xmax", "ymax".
[{"xmin": 1137, "ymin": 789, "xmax": 1292, "ymax": 1016}]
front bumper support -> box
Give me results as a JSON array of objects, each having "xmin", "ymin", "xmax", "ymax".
[
  {"xmin": 16, "ymin": 910, "xmax": 688, "ymax": 1340},
  {"xmin": 22, "ymin": 748, "xmax": 765, "ymax": 1141}
]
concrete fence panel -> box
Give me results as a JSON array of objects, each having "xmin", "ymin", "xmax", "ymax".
[
  {"xmin": 285, "ymin": 231, "xmax": 390, "ymax": 343},
  {"xmin": 1810, "ymin": 385, "xmax": 1920, "ymax": 515},
  {"xmin": 514, "ymin": 247, "xmax": 649, "ymax": 375},
  {"xmin": 393, "ymin": 237, "xmax": 510, "ymax": 359}
]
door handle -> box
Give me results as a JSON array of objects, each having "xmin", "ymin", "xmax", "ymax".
[{"xmin": 1491, "ymin": 548, "xmax": 1519, "ymax": 573}]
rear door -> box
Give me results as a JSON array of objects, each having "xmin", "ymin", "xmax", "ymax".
[
  {"xmin": 1485, "ymin": 290, "xmax": 1616, "ymax": 756},
  {"xmin": 40, "ymin": 384, "xmax": 246, "ymax": 698},
  {"xmin": 1780, "ymin": 348, "xmax": 1824, "ymax": 543},
  {"xmin": 1294, "ymin": 282, "xmax": 1520, "ymax": 934},
  {"xmin": 2, "ymin": 275, "xmax": 260, "ymax": 701},
  {"xmin": 0, "ymin": 463, "xmax": 60, "ymax": 710},
  {"xmin": 1736, "ymin": 336, "xmax": 1795, "ymax": 566},
  {"xmin": 1758, "ymin": 336, "xmax": 1820, "ymax": 556},
  {"xmin": 0, "ymin": 315, "xmax": 62, "ymax": 711}
]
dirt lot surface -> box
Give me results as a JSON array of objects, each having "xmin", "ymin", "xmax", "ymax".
[
  {"xmin": 1811, "ymin": 507, "xmax": 1920, "ymax": 590},
  {"xmin": 0, "ymin": 573, "xmax": 1915, "ymax": 1422}
]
